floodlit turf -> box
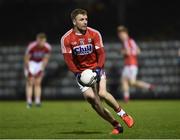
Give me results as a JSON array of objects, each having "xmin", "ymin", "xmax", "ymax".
[{"xmin": 0, "ymin": 100, "xmax": 180, "ymax": 139}]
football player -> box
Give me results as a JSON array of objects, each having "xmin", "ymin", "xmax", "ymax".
[
  {"xmin": 117, "ymin": 26, "xmax": 155, "ymax": 102},
  {"xmin": 24, "ymin": 33, "xmax": 51, "ymax": 108},
  {"xmin": 61, "ymin": 9, "xmax": 134, "ymax": 134}
]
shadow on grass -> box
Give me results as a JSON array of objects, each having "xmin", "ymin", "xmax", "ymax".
[{"xmin": 58, "ymin": 131, "xmax": 103, "ymax": 135}]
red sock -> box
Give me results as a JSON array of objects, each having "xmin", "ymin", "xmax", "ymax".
[
  {"xmin": 114, "ymin": 107, "xmax": 121, "ymax": 113},
  {"xmin": 112, "ymin": 120, "xmax": 120, "ymax": 127}
]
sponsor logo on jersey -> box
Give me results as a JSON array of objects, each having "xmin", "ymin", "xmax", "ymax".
[{"xmin": 73, "ymin": 44, "xmax": 93, "ymax": 55}]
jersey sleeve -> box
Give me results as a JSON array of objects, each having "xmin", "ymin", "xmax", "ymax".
[
  {"xmin": 123, "ymin": 40, "xmax": 129, "ymax": 49},
  {"xmin": 44, "ymin": 43, "xmax": 52, "ymax": 55},
  {"xmin": 93, "ymin": 31, "xmax": 105, "ymax": 68},
  {"xmin": 130, "ymin": 39, "xmax": 139, "ymax": 55},
  {"xmin": 25, "ymin": 43, "xmax": 34, "ymax": 55},
  {"xmin": 93, "ymin": 31, "xmax": 104, "ymax": 49},
  {"xmin": 61, "ymin": 37, "xmax": 72, "ymax": 54},
  {"xmin": 131, "ymin": 39, "xmax": 138, "ymax": 49},
  {"xmin": 60, "ymin": 36, "xmax": 79, "ymax": 73}
]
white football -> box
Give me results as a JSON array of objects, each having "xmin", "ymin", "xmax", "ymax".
[{"xmin": 80, "ymin": 69, "xmax": 97, "ymax": 85}]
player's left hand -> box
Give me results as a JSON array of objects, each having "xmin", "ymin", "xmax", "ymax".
[
  {"xmin": 24, "ymin": 65, "xmax": 29, "ymax": 77},
  {"xmin": 24, "ymin": 68, "xmax": 28, "ymax": 77},
  {"xmin": 93, "ymin": 67, "xmax": 101, "ymax": 82}
]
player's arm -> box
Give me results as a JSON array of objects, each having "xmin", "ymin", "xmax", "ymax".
[
  {"xmin": 136, "ymin": 46, "xmax": 141, "ymax": 55},
  {"xmin": 41, "ymin": 53, "xmax": 50, "ymax": 71},
  {"xmin": 132, "ymin": 39, "xmax": 141, "ymax": 55},
  {"xmin": 41, "ymin": 44, "xmax": 52, "ymax": 70},
  {"xmin": 94, "ymin": 31, "xmax": 105, "ymax": 68},
  {"xmin": 24, "ymin": 54, "xmax": 31, "ymax": 69},
  {"xmin": 121, "ymin": 47, "xmax": 130, "ymax": 55},
  {"xmin": 61, "ymin": 37, "xmax": 79, "ymax": 73},
  {"xmin": 92, "ymin": 31, "xmax": 105, "ymax": 82},
  {"xmin": 24, "ymin": 46, "xmax": 32, "ymax": 70},
  {"xmin": 63, "ymin": 53, "xmax": 80, "ymax": 73},
  {"xmin": 24, "ymin": 47, "xmax": 32, "ymax": 77}
]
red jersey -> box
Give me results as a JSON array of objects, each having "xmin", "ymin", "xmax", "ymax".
[
  {"xmin": 122, "ymin": 38, "xmax": 138, "ymax": 66},
  {"xmin": 26, "ymin": 41, "xmax": 52, "ymax": 62},
  {"xmin": 61, "ymin": 27, "xmax": 105, "ymax": 73}
]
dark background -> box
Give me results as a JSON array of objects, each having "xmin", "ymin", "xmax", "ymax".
[
  {"xmin": 0, "ymin": 0, "xmax": 180, "ymax": 100},
  {"xmin": 0, "ymin": 0, "xmax": 180, "ymax": 45}
]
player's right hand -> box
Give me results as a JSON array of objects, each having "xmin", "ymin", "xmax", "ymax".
[
  {"xmin": 75, "ymin": 73, "xmax": 88, "ymax": 87},
  {"xmin": 75, "ymin": 72, "xmax": 96, "ymax": 87},
  {"xmin": 75, "ymin": 72, "xmax": 85, "ymax": 86}
]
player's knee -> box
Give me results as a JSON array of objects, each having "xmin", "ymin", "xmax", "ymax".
[
  {"xmin": 98, "ymin": 90, "xmax": 107, "ymax": 99},
  {"xmin": 122, "ymin": 78, "xmax": 128, "ymax": 83},
  {"xmin": 34, "ymin": 80, "xmax": 41, "ymax": 86},
  {"xmin": 86, "ymin": 95, "xmax": 99, "ymax": 106},
  {"xmin": 27, "ymin": 79, "xmax": 33, "ymax": 86},
  {"xmin": 86, "ymin": 94, "xmax": 95, "ymax": 103},
  {"xmin": 90, "ymin": 98, "xmax": 100, "ymax": 109},
  {"xmin": 129, "ymin": 80, "xmax": 136, "ymax": 86},
  {"xmin": 35, "ymin": 83, "xmax": 41, "ymax": 87}
]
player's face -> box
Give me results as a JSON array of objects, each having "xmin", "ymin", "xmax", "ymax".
[
  {"xmin": 37, "ymin": 38, "xmax": 46, "ymax": 47},
  {"xmin": 74, "ymin": 14, "xmax": 88, "ymax": 31},
  {"xmin": 118, "ymin": 32, "xmax": 129, "ymax": 41}
]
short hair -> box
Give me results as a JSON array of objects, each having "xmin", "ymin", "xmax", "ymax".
[
  {"xmin": 36, "ymin": 33, "xmax": 46, "ymax": 39},
  {"xmin": 117, "ymin": 25, "xmax": 128, "ymax": 33},
  {"xmin": 71, "ymin": 9, "xmax": 87, "ymax": 21}
]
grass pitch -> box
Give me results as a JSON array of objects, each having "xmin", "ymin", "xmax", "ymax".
[{"xmin": 0, "ymin": 100, "xmax": 180, "ymax": 139}]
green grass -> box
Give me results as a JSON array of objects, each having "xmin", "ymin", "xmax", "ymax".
[{"xmin": 0, "ymin": 100, "xmax": 180, "ymax": 139}]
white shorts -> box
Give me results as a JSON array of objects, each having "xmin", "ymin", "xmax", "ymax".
[
  {"xmin": 122, "ymin": 65, "xmax": 138, "ymax": 81},
  {"xmin": 25, "ymin": 61, "xmax": 43, "ymax": 77},
  {"xmin": 76, "ymin": 70, "xmax": 106, "ymax": 93}
]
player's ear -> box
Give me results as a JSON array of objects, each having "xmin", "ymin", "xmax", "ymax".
[{"xmin": 73, "ymin": 20, "xmax": 76, "ymax": 25}]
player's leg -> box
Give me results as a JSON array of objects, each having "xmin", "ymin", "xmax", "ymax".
[
  {"xmin": 34, "ymin": 76, "xmax": 43, "ymax": 106},
  {"xmin": 128, "ymin": 65, "xmax": 154, "ymax": 90},
  {"xmin": 121, "ymin": 66, "xmax": 131, "ymax": 102},
  {"xmin": 83, "ymin": 88, "xmax": 118, "ymax": 125},
  {"xmin": 26, "ymin": 76, "xmax": 34, "ymax": 108},
  {"xmin": 98, "ymin": 78, "xmax": 120, "ymax": 110},
  {"xmin": 129, "ymin": 79, "xmax": 155, "ymax": 95},
  {"xmin": 98, "ymin": 77, "xmax": 134, "ymax": 128},
  {"xmin": 83, "ymin": 88, "xmax": 123, "ymax": 134},
  {"xmin": 121, "ymin": 78, "xmax": 130, "ymax": 102},
  {"xmin": 129, "ymin": 79, "xmax": 152, "ymax": 90}
]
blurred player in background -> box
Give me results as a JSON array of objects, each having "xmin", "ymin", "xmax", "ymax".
[
  {"xmin": 61, "ymin": 9, "xmax": 134, "ymax": 134},
  {"xmin": 24, "ymin": 33, "xmax": 51, "ymax": 108},
  {"xmin": 117, "ymin": 26, "xmax": 154, "ymax": 102}
]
